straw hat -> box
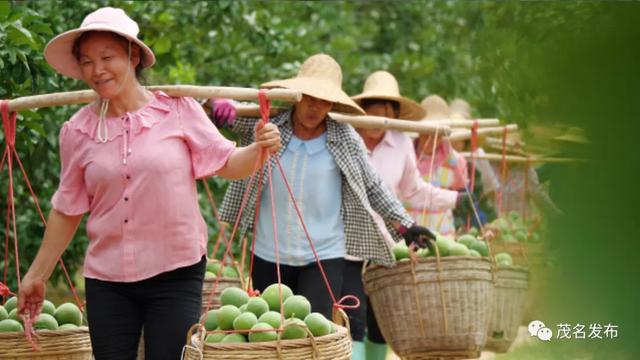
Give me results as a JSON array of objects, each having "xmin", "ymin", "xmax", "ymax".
[
  {"xmin": 449, "ymin": 98, "xmax": 471, "ymax": 120},
  {"xmin": 44, "ymin": 7, "xmax": 155, "ymax": 80},
  {"xmin": 419, "ymin": 95, "xmax": 450, "ymax": 121},
  {"xmin": 351, "ymin": 71, "xmax": 425, "ymax": 120},
  {"xmin": 261, "ymin": 54, "xmax": 365, "ymax": 115}
]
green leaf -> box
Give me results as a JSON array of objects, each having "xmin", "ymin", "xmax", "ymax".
[
  {"xmin": 9, "ymin": 21, "xmax": 34, "ymax": 45},
  {"xmin": 0, "ymin": 1, "xmax": 9, "ymax": 20},
  {"xmin": 154, "ymin": 36, "xmax": 171, "ymax": 55}
]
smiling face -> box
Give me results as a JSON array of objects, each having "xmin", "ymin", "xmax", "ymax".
[{"xmin": 74, "ymin": 31, "xmax": 140, "ymax": 99}]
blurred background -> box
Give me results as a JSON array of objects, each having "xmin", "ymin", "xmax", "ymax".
[{"xmin": 1, "ymin": 1, "xmax": 638, "ymax": 358}]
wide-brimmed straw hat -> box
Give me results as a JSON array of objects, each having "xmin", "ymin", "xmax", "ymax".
[
  {"xmin": 419, "ymin": 95, "xmax": 450, "ymax": 121},
  {"xmin": 261, "ymin": 54, "xmax": 365, "ymax": 115},
  {"xmin": 351, "ymin": 71, "xmax": 425, "ymax": 120},
  {"xmin": 449, "ymin": 98, "xmax": 471, "ymax": 120},
  {"xmin": 44, "ymin": 7, "xmax": 155, "ymax": 80}
]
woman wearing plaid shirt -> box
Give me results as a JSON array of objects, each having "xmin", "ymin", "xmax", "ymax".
[{"xmin": 213, "ymin": 55, "xmax": 436, "ymax": 348}]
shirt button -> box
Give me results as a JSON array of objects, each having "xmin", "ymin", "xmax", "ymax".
[
  {"xmin": 124, "ymin": 219, "xmax": 129, "ymax": 223},
  {"xmin": 124, "ymin": 197, "xmax": 129, "ymax": 201},
  {"xmin": 126, "ymin": 175, "xmax": 131, "ymax": 180}
]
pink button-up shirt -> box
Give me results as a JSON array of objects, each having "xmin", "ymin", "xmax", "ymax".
[
  {"xmin": 353, "ymin": 131, "xmax": 457, "ymax": 256},
  {"xmin": 52, "ymin": 91, "xmax": 236, "ymax": 282}
]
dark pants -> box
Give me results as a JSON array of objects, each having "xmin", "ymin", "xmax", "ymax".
[
  {"xmin": 341, "ymin": 260, "xmax": 386, "ymax": 343},
  {"xmin": 85, "ymin": 257, "xmax": 206, "ymax": 360},
  {"xmin": 251, "ymin": 255, "xmax": 344, "ymax": 321},
  {"xmin": 340, "ymin": 260, "xmax": 367, "ymax": 341}
]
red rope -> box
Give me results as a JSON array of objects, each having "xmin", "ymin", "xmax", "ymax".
[
  {"xmin": 497, "ymin": 127, "xmax": 509, "ymax": 215},
  {"xmin": 466, "ymin": 121, "xmax": 479, "ymax": 230},
  {"xmin": 522, "ymin": 160, "xmax": 530, "ymax": 220}
]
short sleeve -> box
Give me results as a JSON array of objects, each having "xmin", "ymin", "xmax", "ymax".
[
  {"xmin": 51, "ymin": 123, "xmax": 90, "ymax": 215},
  {"xmin": 177, "ymin": 97, "xmax": 237, "ymax": 179}
]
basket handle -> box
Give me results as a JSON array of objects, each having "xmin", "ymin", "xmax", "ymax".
[{"xmin": 275, "ymin": 322, "xmax": 320, "ymax": 360}]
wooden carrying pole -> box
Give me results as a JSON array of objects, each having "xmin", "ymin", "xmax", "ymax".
[
  {"xmin": 428, "ymin": 118, "xmax": 500, "ymax": 128},
  {"xmin": 5, "ymin": 85, "xmax": 302, "ymax": 112},
  {"xmin": 448, "ymin": 124, "xmax": 519, "ymax": 141},
  {"xmin": 329, "ymin": 112, "xmax": 451, "ymax": 135},
  {"xmin": 233, "ymin": 104, "xmax": 451, "ymax": 135},
  {"xmin": 460, "ymin": 152, "xmax": 584, "ymax": 164}
]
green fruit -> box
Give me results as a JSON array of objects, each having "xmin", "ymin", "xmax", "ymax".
[
  {"xmin": 221, "ymin": 287, "xmax": 250, "ymax": 308},
  {"xmin": 233, "ymin": 312, "xmax": 258, "ymax": 331},
  {"xmin": 249, "ymin": 322, "xmax": 278, "ymax": 342},
  {"xmin": 449, "ymin": 243, "xmax": 470, "ymax": 256},
  {"xmin": 34, "ymin": 313, "xmax": 59, "ymax": 330},
  {"xmin": 467, "ymin": 227, "xmax": 479, "ymax": 236},
  {"xmin": 0, "ymin": 319, "xmax": 23, "ymax": 332},
  {"xmin": 205, "ymin": 329, "xmax": 226, "ymax": 343},
  {"xmin": 417, "ymin": 248, "xmax": 430, "ymax": 258},
  {"xmin": 515, "ymin": 231, "xmax": 528, "ymax": 242},
  {"xmin": 493, "ymin": 218, "xmax": 511, "ymax": 233},
  {"xmin": 204, "ymin": 271, "xmax": 216, "ymax": 280},
  {"xmin": 42, "ymin": 300, "xmax": 56, "ymax": 316},
  {"xmin": 392, "ymin": 241, "xmax": 410, "ymax": 261},
  {"xmin": 58, "ymin": 323, "xmax": 78, "ymax": 330},
  {"xmin": 4, "ymin": 296, "xmax": 18, "ymax": 313},
  {"xmin": 222, "ymin": 266, "xmax": 239, "ymax": 278},
  {"xmin": 8, "ymin": 308, "xmax": 21, "ymax": 323},
  {"xmin": 0, "ymin": 305, "xmax": 8, "ymax": 321},
  {"xmin": 221, "ymin": 333, "xmax": 247, "ymax": 343},
  {"xmin": 258, "ymin": 311, "xmax": 282, "ymax": 329},
  {"xmin": 239, "ymin": 304, "xmax": 248, "ymax": 312},
  {"xmin": 261, "ymin": 284, "xmax": 293, "ymax": 311},
  {"xmin": 469, "ymin": 249, "xmax": 481, "ymax": 257},
  {"xmin": 470, "ymin": 240, "xmax": 489, "ymax": 257},
  {"xmin": 435, "ymin": 237, "xmax": 451, "ymax": 257},
  {"xmin": 206, "ymin": 261, "xmax": 222, "ymax": 275},
  {"xmin": 457, "ymin": 234, "xmax": 476, "ymax": 248},
  {"xmin": 283, "ymin": 295, "xmax": 311, "ymax": 320},
  {"xmin": 282, "ymin": 318, "xmax": 308, "ymax": 340},
  {"xmin": 203, "ymin": 310, "xmax": 219, "ymax": 331},
  {"xmin": 245, "ymin": 297, "xmax": 269, "ymax": 318},
  {"xmin": 217, "ymin": 305, "xmax": 241, "ymax": 330},
  {"xmin": 54, "ymin": 303, "xmax": 83, "ymax": 326},
  {"xmin": 501, "ymin": 233, "xmax": 517, "ymax": 243},
  {"xmin": 304, "ymin": 312, "xmax": 331, "ymax": 337},
  {"xmin": 495, "ymin": 252, "xmax": 513, "ymax": 267}
]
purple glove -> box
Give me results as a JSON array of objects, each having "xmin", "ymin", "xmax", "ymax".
[{"xmin": 209, "ymin": 99, "xmax": 237, "ymax": 128}]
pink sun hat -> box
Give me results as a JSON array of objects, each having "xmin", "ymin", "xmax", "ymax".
[{"xmin": 44, "ymin": 7, "xmax": 155, "ymax": 80}]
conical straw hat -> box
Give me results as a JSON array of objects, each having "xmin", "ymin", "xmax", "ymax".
[
  {"xmin": 261, "ymin": 54, "xmax": 364, "ymax": 115},
  {"xmin": 420, "ymin": 95, "xmax": 450, "ymax": 121},
  {"xmin": 449, "ymin": 98, "xmax": 471, "ymax": 120},
  {"xmin": 351, "ymin": 71, "xmax": 425, "ymax": 120}
]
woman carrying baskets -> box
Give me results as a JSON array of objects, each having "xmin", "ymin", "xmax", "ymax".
[
  {"xmin": 215, "ymin": 54, "xmax": 437, "ymax": 357},
  {"xmin": 17, "ymin": 7, "xmax": 281, "ymax": 360},
  {"xmin": 409, "ymin": 95, "xmax": 470, "ymax": 236}
]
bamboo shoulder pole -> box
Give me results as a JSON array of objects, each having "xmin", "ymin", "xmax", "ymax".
[
  {"xmin": 6, "ymin": 85, "xmax": 302, "ymax": 112},
  {"xmin": 328, "ymin": 112, "xmax": 451, "ymax": 135},
  {"xmin": 429, "ymin": 118, "xmax": 500, "ymax": 128},
  {"xmin": 460, "ymin": 152, "xmax": 584, "ymax": 164},
  {"xmin": 448, "ymin": 124, "xmax": 519, "ymax": 141}
]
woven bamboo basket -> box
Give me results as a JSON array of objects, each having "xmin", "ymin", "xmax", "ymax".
[
  {"xmin": 364, "ymin": 257, "xmax": 493, "ymax": 359},
  {"xmin": 485, "ymin": 266, "xmax": 529, "ymax": 353},
  {"xmin": 182, "ymin": 309, "xmax": 352, "ymax": 360},
  {"xmin": 0, "ymin": 326, "xmax": 92, "ymax": 359},
  {"xmin": 201, "ymin": 277, "xmax": 242, "ymax": 313}
]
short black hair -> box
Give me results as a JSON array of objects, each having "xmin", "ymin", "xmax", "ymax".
[{"xmin": 360, "ymin": 98, "xmax": 400, "ymax": 116}]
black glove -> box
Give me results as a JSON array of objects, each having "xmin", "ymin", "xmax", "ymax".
[{"xmin": 399, "ymin": 224, "xmax": 436, "ymax": 252}]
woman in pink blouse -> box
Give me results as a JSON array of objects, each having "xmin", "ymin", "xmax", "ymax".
[{"xmin": 17, "ymin": 7, "xmax": 280, "ymax": 359}]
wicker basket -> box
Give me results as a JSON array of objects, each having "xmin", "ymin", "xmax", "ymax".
[
  {"xmin": 485, "ymin": 266, "xmax": 529, "ymax": 353},
  {"xmin": 489, "ymin": 242, "xmax": 545, "ymax": 267},
  {"xmin": 201, "ymin": 277, "xmax": 242, "ymax": 313},
  {"xmin": 182, "ymin": 310, "xmax": 352, "ymax": 360},
  {"xmin": 0, "ymin": 326, "xmax": 92, "ymax": 359},
  {"xmin": 364, "ymin": 257, "xmax": 493, "ymax": 359}
]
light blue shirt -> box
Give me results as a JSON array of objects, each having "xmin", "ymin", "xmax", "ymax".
[{"xmin": 255, "ymin": 132, "xmax": 345, "ymax": 266}]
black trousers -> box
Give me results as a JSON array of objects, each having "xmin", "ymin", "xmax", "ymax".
[
  {"xmin": 341, "ymin": 260, "xmax": 386, "ymax": 343},
  {"xmin": 85, "ymin": 256, "xmax": 206, "ymax": 360},
  {"xmin": 251, "ymin": 255, "xmax": 344, "ymax": 321}
]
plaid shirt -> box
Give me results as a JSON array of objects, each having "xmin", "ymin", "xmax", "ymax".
[{"xmin": 219, "ymin": 109, "xmax": 414, "ymax": 266}]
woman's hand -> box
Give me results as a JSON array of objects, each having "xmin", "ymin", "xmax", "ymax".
[
  {"xmin": 255, "ymin": 122, "xmax": 281, "ymax": 156},
  {"xmin": 17, "ymin": 274, "xmax": 46, "ymax": 321}
]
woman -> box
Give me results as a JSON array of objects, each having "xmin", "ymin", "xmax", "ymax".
[
  {"xmin": 18, "ymin": 7, "xmax": 281, "ymax": 360},
  {"xmin": 343, "ymin": 70, "xmax": 463, "ymax": 359},
  {"xmin": 216, "ymin": 55, "xmax": 436, "ymax": 336},
  {"xmin": 410, "ymin": 95, "xmax": 469, "ymax": 236}
]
